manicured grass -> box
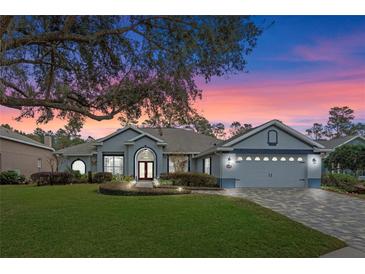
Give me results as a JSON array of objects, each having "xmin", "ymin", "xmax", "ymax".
[
  {"xmin": 0, "ymin": 184, "xmax": 345, "ymax": 258},
  {"xmin": 322, "ymin": 186, "xmax": 365, "ymax": 200}
]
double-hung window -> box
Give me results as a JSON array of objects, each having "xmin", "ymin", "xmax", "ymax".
[{"xmin": 103, "ymin": 155, "xmax": 123, "ymax": 175}]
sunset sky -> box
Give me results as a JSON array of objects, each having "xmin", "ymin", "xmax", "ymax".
[{"xmin": 1, "ymin": 16, "xmax": 364, "ymax": 138}]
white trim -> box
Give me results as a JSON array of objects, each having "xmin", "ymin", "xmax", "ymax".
[
  {"xmin": 0, "ymin": 135, "xmax": 55, "ymax": 151},
  {"xmin": 222, "ymin": 120, "xmax": 325, "ymax": 148}
]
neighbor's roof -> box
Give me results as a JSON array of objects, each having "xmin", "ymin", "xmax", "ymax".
[
  {"xmin": 55, "ymin": 126, "xmax": 219, "ymax": 155},
  {"xmin": 317, "ymin": 135, "xmax": 365, "ymax": 149},
  {"xmin": 0, "ymin": 126, "xmax": 54, "ymax": 151}
]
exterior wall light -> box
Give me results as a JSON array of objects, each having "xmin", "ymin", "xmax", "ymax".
[
  {"xmin": 297, "ymin": 157, "xmax": 304, "ymax": 162},
  {"xmin": 263, "ymin": 157, "xmax": 269, "ymax": 161},
  {"xmin": 246, "ymin": 156, "xmax": 252, "ymax": 161},
  {"xmin": 177, "ymin": 187, "xmax": 183, "ymax": 192},
  {"xmin": 289, "ymin": 157, "xmax": 294, "ymax": 162},
  {"xmin": 272, "ymin": 157, "xmax": 278, "ymax": 162},
  {"xmin": 226, "ymin": 157, "xmax": 232, "ymax": 168},
  {"xmin": 236, "ymin": 156, "xmax": 243, "ymax": 162},
  {"xmin": 280, "ymin": 157, "xmax": 286, "ymax": 161},
  {"xmin": 254, "ymin": 157, "xmax": 260, "ymax": 161}
]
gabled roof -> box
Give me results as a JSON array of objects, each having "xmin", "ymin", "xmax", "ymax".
[
  {"xmin": 317, "ymin": 135, "xmax": 365, "ymax": 149},
  {"xmin": 222, "ymin": 120, "xmax": 324, "ymax": 148},
  {"xmin": 140, "ymin": 128, "xmax": 219, "ymax": 153},
  {"xmin": 0, "ymin": 126, "xmax": 54, "ymax": 151},
  {"xmin": 195, "ymin": 120, "xmax": 324, "ymax": 158},
  {"xmin": 55, "ymin": 126, "xmax": 219, "ymax": 155}
]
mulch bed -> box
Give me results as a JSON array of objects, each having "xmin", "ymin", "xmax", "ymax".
[
  {"xmin": 99, "ymin": 183, "xmax": 191, "ymax": 196},
  {"xmin": 156, "ymin": 185, "xmax": 223, "ymax": 191}
]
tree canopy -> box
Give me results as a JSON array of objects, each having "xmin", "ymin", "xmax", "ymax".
[
  {"xmin": 0, "ymin": 16, "xmax": 262, "ymax": 129},
  {"xmin": 324, "ymin": 144, "xmax": 365, "ymax": 172},
  {"xmin": 306, "ymin": 106, "xmax": 364, "ymax": 140}
]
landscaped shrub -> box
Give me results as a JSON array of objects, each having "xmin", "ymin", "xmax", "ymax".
[
  {"xmin": 322, "ymin": 173, "xmax": 359, "ymax": 193},
  {"xmin": 111, "ymin": 174, "xmax": 134, "ymax": 183},
  {"xmin": 93, "ymin": 172, "xmax": 113, "ymax": 183},
  {"xmin": 0, "ymin": 171, "xmax": 26, "ymax": 185},
  {"xmin": 31, "ymin": 172, "xmax": 72, "ymax": 186},
  {"xmin": 159, "ymin": 172, "xmax": 218, "ymax": 187}
]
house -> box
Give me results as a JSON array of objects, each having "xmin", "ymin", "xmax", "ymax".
[
  {"xmin": 0, "ymin": 126, "xmax": 56, "ymax": 176},
  {"xmin": 317, "ymin": 135, "xmax": 365, "ymax": 152},
  {"xmin": 55, "ymin": 120, "xmax": 325, "ymax": 188}
]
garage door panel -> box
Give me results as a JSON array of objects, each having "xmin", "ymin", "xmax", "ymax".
[{"xmin": 235, "ymin": 155, "xmax": 307, "ymax": 187}]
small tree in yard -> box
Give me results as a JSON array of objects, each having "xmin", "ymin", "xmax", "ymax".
[{"xmin": 324, "ymin": 145, "xmax": 365, "ymax": 174}]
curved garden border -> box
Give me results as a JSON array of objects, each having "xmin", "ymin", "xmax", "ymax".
[{"xmin": 99, "ymin": 183, "xmax": 191, "ymax": 196}]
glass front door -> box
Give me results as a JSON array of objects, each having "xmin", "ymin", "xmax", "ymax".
[{"xmin": 138, "ymin": 161, "xmax": 154, "ymax": 180}]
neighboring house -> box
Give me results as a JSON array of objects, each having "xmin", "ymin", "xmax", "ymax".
[
  {"xmin": 56, "ymin": 119, "xmax": 325, "ymax": 188},
  {"xmin": 0, "ymin": 126, "xmax": 56, "ymax": 177},
  {"xmin": 317, "ymin": 135, "xmax": 365, "ymax": 176},
  {"xmin": 317, "ymin": 135, "xmax": 365, "ymax": 152}
]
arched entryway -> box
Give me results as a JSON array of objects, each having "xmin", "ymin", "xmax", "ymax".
[{"xmin": 135, "ymin": 148, "xmax": 155, "ymax": 180}]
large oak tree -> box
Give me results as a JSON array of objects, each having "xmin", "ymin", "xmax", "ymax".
[{"xmin": 0, "ymin": 16, "xmax": 262, "ymax": 128}]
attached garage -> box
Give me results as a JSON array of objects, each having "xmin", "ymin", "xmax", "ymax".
[
  {"xmin": 194, "ymin": 120, "xmax": 325, "ymax": 188},
  {"xmin": 234, "ymin": 154, "xmax": 307, "ymax": 187}
]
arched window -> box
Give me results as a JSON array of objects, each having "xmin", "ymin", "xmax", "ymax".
[
  {"xmin": 71, "ymin": 160, "xmax": 86, "ymax": 175},
  {"xmin": 137, "ymin": 148, "xmax": 154, "ymax": 161},
  {"xmin": 267, "ymin": 130, "xmax": 278, "ymax": 146}
]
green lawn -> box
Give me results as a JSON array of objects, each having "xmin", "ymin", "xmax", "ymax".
[{"xmin": 0, "ymin": 184, "xmax": 345, "ymax": 258}]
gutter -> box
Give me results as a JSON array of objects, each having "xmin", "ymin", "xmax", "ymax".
[{"xmin": 0, "ymin": 136, "xmax": 55, "ymax": 151}]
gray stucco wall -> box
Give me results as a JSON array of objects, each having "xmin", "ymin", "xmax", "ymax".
[
  {"xmin": 230, "ymin": 125, "xmax": 313, "ymax": 150},
  {"xmin": 59, "ymin": 155, "xmax": 96, "ymax": 174}
]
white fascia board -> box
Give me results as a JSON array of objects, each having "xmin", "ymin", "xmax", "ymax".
[{"xmin": 0, "ymin": 136, "xmax": 55, "ymax": 151}]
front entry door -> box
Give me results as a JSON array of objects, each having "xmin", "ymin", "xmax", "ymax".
[{"xmin": 138, "ymin": 161, "xmax": 154, "ymax": 180}]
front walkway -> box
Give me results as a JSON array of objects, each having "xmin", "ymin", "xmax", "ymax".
[{"xmin": 199, "ymin": 188, "xmax": 365, "ymax": 254}]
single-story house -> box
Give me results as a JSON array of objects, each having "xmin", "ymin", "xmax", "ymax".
[
  {"xmin": 0, "ymin": 126, "xmax": 56, "ymax": 176},
  {"xmin": 55, "ymin": 119, "xmax": 325, "ymax": 188}
]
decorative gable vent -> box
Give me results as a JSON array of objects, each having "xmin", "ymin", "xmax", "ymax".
[{"xmin": 267, "ymin": 130, "xmax": 278, "ymax": 146}]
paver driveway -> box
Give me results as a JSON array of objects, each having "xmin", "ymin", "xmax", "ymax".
[{"xmin": 216, "ymin": 188, "xmax": 365, "ymax": 252}]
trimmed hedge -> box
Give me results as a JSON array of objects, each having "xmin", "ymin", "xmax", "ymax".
[
  {"xmin": 160, "ymin": 172, "xmax": 218, "ymax": 187},
  {"xmin": 321, "ymin": 173, "xmax": 359, "ymax": 193},
  {"xmin": 31, "ymin": 172, "xmax": 72, "ymax": 186},
  {"xmin": 93, "ymin": 172, "xmax": 113, "ymax": 184},
  {"xmin": 0, "ymin": 171, "xmax": 26, "ymax": 185}
]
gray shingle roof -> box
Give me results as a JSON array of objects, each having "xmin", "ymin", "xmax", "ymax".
[
  {"xmin": 55, "ymin": 127, "xmax": 219, "ymax": 155},
  {"xmin": 317, "ymin": 136, "xmax": 361, "ymax": 149},
  {"xmin": 141, "ymin": 128, "xmax": 219, "ymax": 153},
  {"xmin": 0, "ymin": 126, "xmax": 54, "ymax": 151},
  {"xmin": 55, "ymin": 141, "xmax": 97, "ymax": 155}
]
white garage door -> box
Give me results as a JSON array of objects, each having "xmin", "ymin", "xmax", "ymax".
[{"xmin": 235, "ymin": 155, "xmax": 307, "ymax": 187}]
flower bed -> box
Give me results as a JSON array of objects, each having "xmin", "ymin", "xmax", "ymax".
[
  {"xmin": 156, "ymin": 185, "xmax": 222, "ymax": 191},
  {"xmin": 99, "ymin": 183, "xmax": 191, "ymax": 196}
]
